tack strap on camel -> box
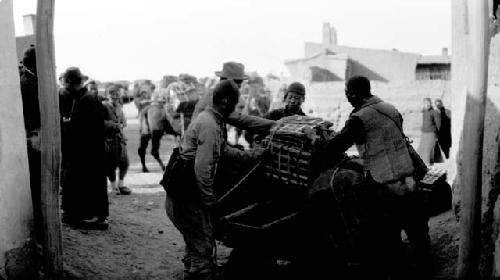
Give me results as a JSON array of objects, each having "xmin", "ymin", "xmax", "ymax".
[
  {"xmin": 216, "ymin": 116, "xmax": 333, "ymax": 206},
  {"xmin": 215, "ymin": 114, "xmax": 451, "ymax": 244},
  {"xmin": 215, "ymin": 116, "xmax": 335, "ymax": 222},
  {"xmin": 215, "ymin": 122, "xmax": 281, "ymax": 206}
]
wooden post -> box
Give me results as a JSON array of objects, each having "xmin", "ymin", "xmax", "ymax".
[
  {"xmin": 36, "ymin": 0, "xmax": 63, "ymax": 279},
  {"xmin": 457, "ymin": 0, "xmax": 490, "ymax": 279}
]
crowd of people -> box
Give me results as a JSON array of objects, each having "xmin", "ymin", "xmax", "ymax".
[
  {"xmin": 162, "ymin": 63, "xmax": 438, "ymax": 279},
  {"xmin": 20, "ymin": 46, "xmax": 135, "ymax": 231},
  {"xmin": 19, "ymin": 41, "xmax": 448, "ymax": 279}
]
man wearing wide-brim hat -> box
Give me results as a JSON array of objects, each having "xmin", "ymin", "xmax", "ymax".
[
  {"xmin": 214, "ymin": 61, "xmax": 250, "ymax": 83},
  {"xmin": 192, "ymin": 61, "xmax": 275, "ymax": 134},
  {"xmin": 193, "ymin": 62, "xmax": 248, "ymax": 117}
]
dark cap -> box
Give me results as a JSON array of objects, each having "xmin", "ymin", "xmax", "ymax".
[{"xmin": 286, "ymin": 82, "xmax": 306, "ymax": 97}]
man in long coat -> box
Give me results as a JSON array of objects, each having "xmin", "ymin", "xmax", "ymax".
[
  {"xmin": 434, "ymin": 98, "xmax": 452, "ymax": 158},
  {"xmin": 60, "ymin": 67, "xmax": 109, "ymax": 230},
  {"xmin": 19, "ymin": 45, "xmax": 43, "ymax": 240}
]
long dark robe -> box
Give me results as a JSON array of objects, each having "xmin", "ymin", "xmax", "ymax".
[
  {"xmin": 437, "ymin": 108, "xmax": 452, "ymax": 158},
  {"xmin": 62, "ymin": 90, "xmax": 108, "ymax": 220},
  {"xmin": 20, "ymin": 70, "xmax": 43, "ymax": 240}
]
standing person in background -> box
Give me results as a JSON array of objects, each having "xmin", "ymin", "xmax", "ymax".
[
  {"xmin": 87, "ymin": 80, "xmax": 99, "ymax": 96},
  {"xmin": 134, "ymin": 86, "xmax": 153, "ymax": 114},
  {"xmin": 103, "ymin": 85, "xmax": 132, "ymax": 195},
  {"xmin": 434, "ymin": 98, "xmax": 452, "ymax": 159},
  {"xmin": 60, "ymin": 67, "xmax": 109, "ymax": 230},
  {"xmin": 19, "ymin": 45, "xmax": 43, "ymax": 240},
  {"xmin": 417, "ymin": 97, "xmax": 443, "ymax": 165},
  {"xmin": 86, "ymin": 80, "xmax": 107, "ymax": 102}
]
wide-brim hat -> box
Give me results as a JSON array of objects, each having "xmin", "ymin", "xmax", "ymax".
[
  {"xmin": 215, "ymin": 61, "xmax": 249, "ymax": 80},
  {"xmin": 63, "ymin": 67, "xmax": 87, "ymax": 83}
]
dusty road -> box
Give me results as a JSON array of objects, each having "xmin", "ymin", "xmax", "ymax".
[
  {"xmin": 62, "ymin": 120, "xmax": 186, "ymax": 279},
  {"xmin": 61, "ymin": 107, "xmax": 459, "ymax": 279}
]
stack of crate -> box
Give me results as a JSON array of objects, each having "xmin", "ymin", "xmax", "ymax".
[{"xmin": 260, "ymin": 115, "xmax": 332, "ymax": 188}]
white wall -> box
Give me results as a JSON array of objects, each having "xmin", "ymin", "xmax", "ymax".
[
  {"xmin": 305, "ymin": 42, "xmax": 421, "ymax": 81},
  {"xmin": 285, "ymin": 54, "xmax": 350, "ymax": 82},
  {"xmin": 301, "ymin": 80, "xmax": 451, "ymax": 141},
  {"xmin": 0, "ymin": 0, "xmax": 34, "ymax": 271}
]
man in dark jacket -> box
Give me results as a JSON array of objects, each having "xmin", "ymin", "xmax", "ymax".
[
  {"xmin": 264, "ymin": 82, "xmax": 306, "ymax": 121},
  {"xmin": 304, "ymin": 76, "xmax": 432, "ymax": 279},
  {"xmin": 19, "ymin": 45, "xmax": 43, "ymax": 240},
  {"xmin": 60, "ymin": 67, "xmax": 109, "ymax": 230}
]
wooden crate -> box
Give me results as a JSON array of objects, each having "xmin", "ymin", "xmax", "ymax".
[{"xmin": 260, "ymin": 116, "xmax": 331, "ymax": 188}]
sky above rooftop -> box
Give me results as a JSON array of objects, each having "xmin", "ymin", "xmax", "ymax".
[{"xmin": 13, "ymin": 0, "xmax": 451, "ymax": 81}]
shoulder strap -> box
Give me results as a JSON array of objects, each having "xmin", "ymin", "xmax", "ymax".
[{"xmin": 366, "ymin": 105, "xmax": 407, "ymax": 140}]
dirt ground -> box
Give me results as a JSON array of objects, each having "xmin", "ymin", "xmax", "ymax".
[{"xmin": 61, "ymin": 111, "xmax": 460, "ymax": 280}]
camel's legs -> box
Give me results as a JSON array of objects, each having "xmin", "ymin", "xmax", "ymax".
[
  {"xmin": 151, "ymin": 130, "xmax": 166, "ymax": 171},
  {"xmin": 138, "ymin": 134, "xmax": 151, "ymax": 172}
]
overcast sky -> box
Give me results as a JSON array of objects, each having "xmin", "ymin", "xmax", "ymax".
[{"xmin": 13, "ymin": 0, "xmax": 451, "ymax": 81}]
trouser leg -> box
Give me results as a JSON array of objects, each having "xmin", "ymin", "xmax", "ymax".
[
  {"xmin": 376, "ymin": 188, "xmax": 413, "ymax": 279},
  {"xmin": 402, "ymin": 192, "xmax": 433, "ymax": 278},
  {"xmin": 118, "ymin": 142, "xmax": 129, "ymax": 181},
  {"xmin": 165, "ymin": 195, "xmax": 215, "ymax": 280},
  {"xmin": 106, "ymin": 142, "xmax": 118, "ymax": 183}
]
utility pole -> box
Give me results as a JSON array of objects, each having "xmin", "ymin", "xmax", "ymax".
[
  {"xmin": 36, "ymin": 0, "xmax": 63, "ymax": 279},
  {"xmin": 457, "ymin": 0, "xmax": 490, "ymax": 279}
]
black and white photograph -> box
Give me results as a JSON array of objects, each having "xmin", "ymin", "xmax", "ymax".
[{"xmin": 1, "ymin": 0, "xmax": 499, "ymax": 279}]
